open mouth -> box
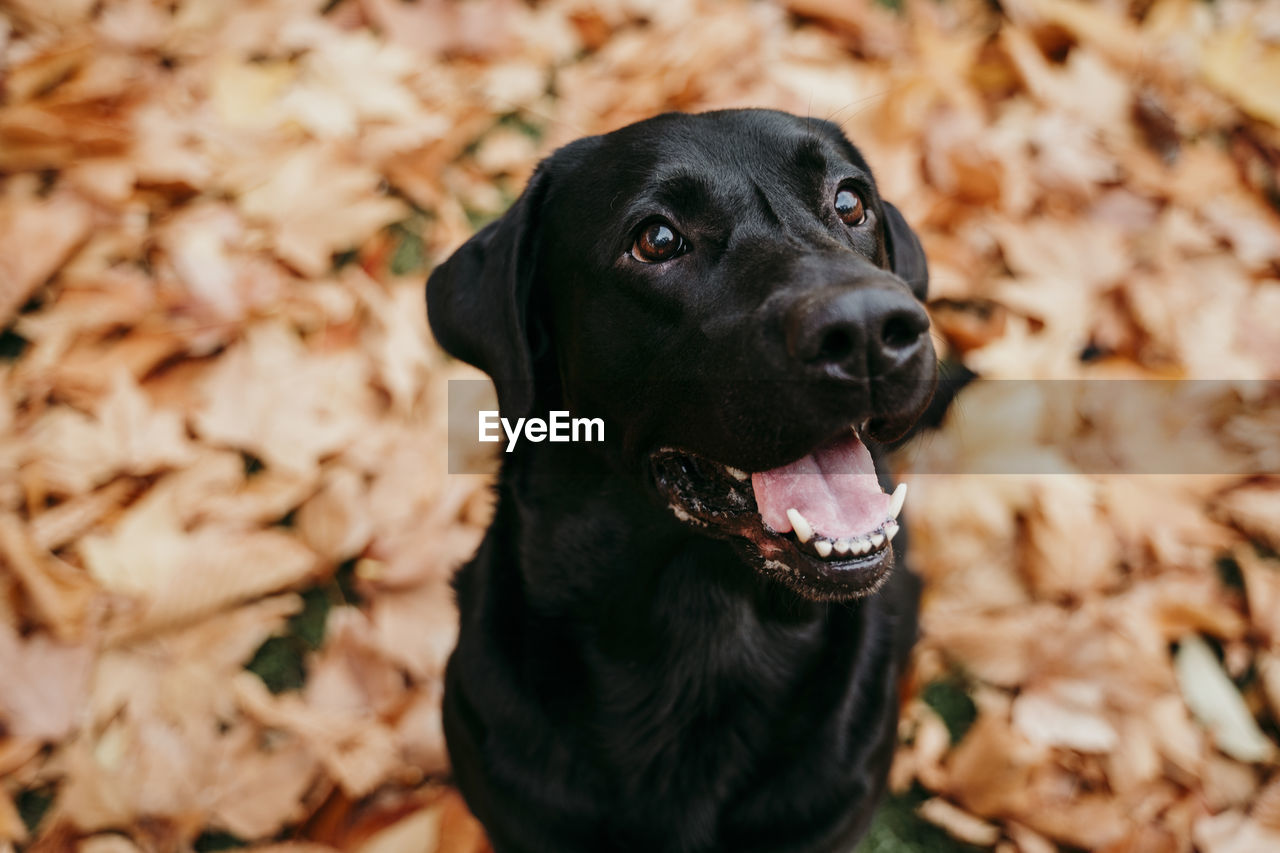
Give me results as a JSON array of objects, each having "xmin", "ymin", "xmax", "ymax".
[{"xmin": 650, "ymin": 426, "xmax": 906, "ymax": 597}]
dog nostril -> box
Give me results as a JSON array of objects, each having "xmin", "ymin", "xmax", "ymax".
[
  {"xmin": 880, "ymin": 314, "xmax": 922, "ymax": 351},
  {"xmin": 816, "ymin": 327, "xmax": 855, "ymax": 364}
]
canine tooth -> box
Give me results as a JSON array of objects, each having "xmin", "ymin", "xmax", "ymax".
[
  {"xmin": 833, "ymin": 539, "xmax": 851, "ymax": 555},
  {"xmin": 870, "ymin": 532, "xmax": 886, "ymax": 549},
  {"xmin": 724, "ymin": 465, "xmax": 749, "ymax": 482},
  {"xmin": 889, "ymin": 483, "xmax": 907, "ymax": 519},
  {"xmin": 885, "ymin": 520, "xmax": 900, "ymax": 542},
  {"xmin": 814, "ymin": 540, "xmax": 833, "ymax": 558},
  {"xmin": 786, "ymin": 509, "xmax": 813, "ymax": 543}
]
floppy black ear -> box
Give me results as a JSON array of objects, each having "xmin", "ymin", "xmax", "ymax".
[
  {"xmin": 882, "ymin": 201, "xmax": 928, "ymax": 301},
  {"xmin": 427, "ymin": 169, "xmax": 549, "ymax": 417}
]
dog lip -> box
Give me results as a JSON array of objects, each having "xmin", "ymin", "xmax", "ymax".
[
  {"xmin": 760, "ymin": 539, "xmax": 895, "ymax": 599},
  {"xmin": 649, "ymin": 426, "xmax": 899, "ymax": 589}
]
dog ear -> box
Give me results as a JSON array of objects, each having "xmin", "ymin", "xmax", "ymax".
[
  {"xmin": 882, "ymin": 201, "xmax": 928, "ymax": 301},
  {"xmin": 427, "ymin": 168, "xmax": 549, "ymax": 418}
]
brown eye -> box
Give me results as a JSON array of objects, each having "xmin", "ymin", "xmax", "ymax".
[
  {"xmin": 632, "ymin": 221, "xmax": 684, "ymax": 263},
  {"xmin": 835, "ymin": 188, "xmax": 866, "ymax": 226}
]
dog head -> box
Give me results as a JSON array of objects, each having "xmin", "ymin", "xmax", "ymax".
[{"xmin": 429, "ymin": 109, "xmax": 936, "ymax": 599}]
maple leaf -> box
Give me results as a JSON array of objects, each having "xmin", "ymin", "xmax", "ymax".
[{"xmin": 231, "ymin": 145, "xmax": 409, "ymax": 276}]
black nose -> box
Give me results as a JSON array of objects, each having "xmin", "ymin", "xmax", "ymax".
[{"xmin": 786, "ymin": 286, "xmax": 930, "ymax": 381}]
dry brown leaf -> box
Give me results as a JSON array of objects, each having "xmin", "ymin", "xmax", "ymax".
[
  {"xmin": 195, "ymin": 322, "xmax": 374, "ymax": 477},
  {"xmin": 1199, "ymin": 194, "xmax": 1280, "ymax": 271},
  {"xmin": 1101, "ymin": 477, "xmax": 1236, "ymax": 571},
  {"xmin": 207, "ymin": 727, "xmax": 319, "ymax": 839},
  {"xmin": 1254, "ymin": 775, "xmax": 1280, "ymax": 831},
  {"xmin": 0, "ymin": 789, "xmax": 25, "ymax": 844},
  {"xmin": 1105, "ymin": 716, "xmax": 1163, "ymax": 795},
  {"xmin": 236, "ymin": 673, "xmax": 401, "ymax": 799},
  {"xmin": 95, "ymin": 370, "xmax": 197, "ymax": 474},
  {"xmin": 1235, "ymin": 547, "xmax": 1280, "ymax": 647},
  {"xmin": 77, "ymin": 835, "xmax": 143, "ymax": 853},
  {"xmin": 434, "ymin": 788, "xmax": 491, "ymax": 853},
  {"xmin": 395, "ymin": 685, "xmax": 449, "ymax": 777},
  {"xmin": 1005, "ymin": 822, "xmax": 1055, "ymax": 853},
  {"xmin": 345, "ymin": 271, "xmax": 433, "ymax": 412},
  {"xmin": 231, "ymin": 145, "xmax": 408, "ymax": 277},
  {"xmin": 945, "ymin": 711, "xmax": 1045, "ymax": 817},
  {"xmin": 86, "ymin": 594, "xmax": 300, "ymax": 773},
  {"xmin": 0, "ymin": 621, "xmax": 92, "ymax": 740},
  {"xmin": 916, "ymin": 798, "xmax": 1001, "ymax": 847},
  {"xmin": 1000, "ymin": 26, "xmax": 1131, "ymax": 131},
  {"xmin": 1200, "ymin": 23, "xmax": 1280, "ymax": 128},
  {"xmin": 0, "ymin": 514, "xmax": 97, "ymax": 639},
  {"xmin": 1008, "ymin": 0, "xmax": 1148, "ymax": 69},
  {"xmin": 1200, "ymin": 754, "xmax": 1259, "ymax": 813},
  {"xmin": 1194, "ymin": 809, "xmax": 1280, "ymax": 853},
  {"xmin": 22, "ymin": 368, "xmax": 196, "ymax": 498},
  {"xmin": 306, "ymin": 608, "xmax": 406, "ymax": 718},
  {"xmin": 1018, "ymin": 787, "xmax": 1130, "ymax": 849},
  {"xmin": 1216, "ymin": 482, "xmax": 1280, "ymax": 553},
  {"xmin": 296, "ymin": 466, "xmax": 373, "ymax": 564},
  {"xmin": 783, "ymin": 0, "xmax": 905, "ymax": 58},
  {"xmin": 361, "ymin": 0, "xmax": 531, "ymax": 59},
  {"xmin": 0, "ymin": 183, "xmax": 93, "ymax": 326},
  {"xmin": 1012, "ymin": 679, "xmax": 1118, "ymax": 753},
  {"xmin": 368, "ymin": 583, "xmax": 457, "ymax": 682},
  {"xmin": 29, "ymin": 479, "xmax": 139, "ymax": 552},
  {"xmin": 157, "ymin": 203, "xmax": 291, "ymax": 323},
  {"xmin": 79, "ymin": 475, "xmax": 317, "ymax": 637},
  {"xmin": 355, "ymin": 806, "xmax": 442, "ymax": 853},
  {"xmin": 272, "ymin": 25, "xmax": 422, "ymax": 138},
  {"xmin": 1021, "ymin": 476, "xmax": 1121, "ymax": 599},
  {"xmin": 195, "ymin": 463, "xmax": 317, "ymax": 529}
]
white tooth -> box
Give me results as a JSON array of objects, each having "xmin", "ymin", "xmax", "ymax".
[
  {"xmin": 833, "ymin": 539, "xmax": 851, "ymax": 555},
  {"xmin": 724, "ymin": 465, "xmax": 748, "ymax": 482},
  {"xmin": 786, "ymin": 509, "xmax": 813, "ymax": 543},
  {"xmin": 889, "ymin": 483, "xmax": 908, "ymax": 519},
  {"xmin": 814, "ymin": 540, "xmax": 832, "ymax": 558},
  {"xmin": 871, "ymin": 532, "xmax": 886, "ymax": 549},
  {"xmin": 885, "ymin": 520, "xmax": 900, "ymax": 542},
  {"xmin": 855, "ymin": 538, "xmax": 872, "ymax": 555}
]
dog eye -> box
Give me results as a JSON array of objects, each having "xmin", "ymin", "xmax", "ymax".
[
  {"xmin": 632, "ymin": 221, "xmax": 685, "ymax": 263},
  {"xmin": 835, "ymin": 188, "xmax": 867, "ymax": 226}
]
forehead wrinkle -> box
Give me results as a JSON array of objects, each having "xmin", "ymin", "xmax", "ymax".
[
  {"xmin": 793, "ymin": 135, "xmax": 829, "ymax": 175},
  {"xmin": 651, "ymin": 170, "xmax": 715, "ymax": 213},
  {"xmin": 619, "ymin": 168, "xmax": 717, "ymax": 226}
]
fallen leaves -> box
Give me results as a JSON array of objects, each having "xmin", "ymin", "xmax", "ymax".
[
  {"xmin": 1176, "ymin": 634, "xmax": 1275, "ymax": 764},
  {"xmin": 1, "ymin": 0, "xmax": 1278, "ymax": 850},
  {"xmin": 233, "ymin": 145, "xmax": 409, "ymax": 277},
  {"xmin": 194, "ymin": 323, "xmax": 374, "ymax": 477},
  {"xmin": 0, "ymin": 622, "xmax": 92, "ymax": 741},
  {"xmin": 0, "ymin": 184, "xmax": 93, "ymax": 325}
]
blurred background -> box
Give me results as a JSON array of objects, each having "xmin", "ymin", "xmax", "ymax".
[{"xmin": 2, "ymin": 0, "xmax": 1279, "ymax": 850}]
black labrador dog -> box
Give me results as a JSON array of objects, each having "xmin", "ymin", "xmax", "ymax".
[{"xmin": 427, "ymin": 109, "xmax": 937, "ymax": 853}]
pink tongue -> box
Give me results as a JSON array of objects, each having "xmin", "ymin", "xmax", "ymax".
[{"xmin": 751, "ymin": 432, "xmax": 890, "ymax": 540}]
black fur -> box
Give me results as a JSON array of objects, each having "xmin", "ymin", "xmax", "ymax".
[{"xmin": 427, "ymin": 109, "xmax": 938, "ymax": 852}]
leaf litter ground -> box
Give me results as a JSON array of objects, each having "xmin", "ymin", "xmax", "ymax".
[{"xmin": 2, "ymin": 0, "xmax": 1280, "ymax": 851}]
